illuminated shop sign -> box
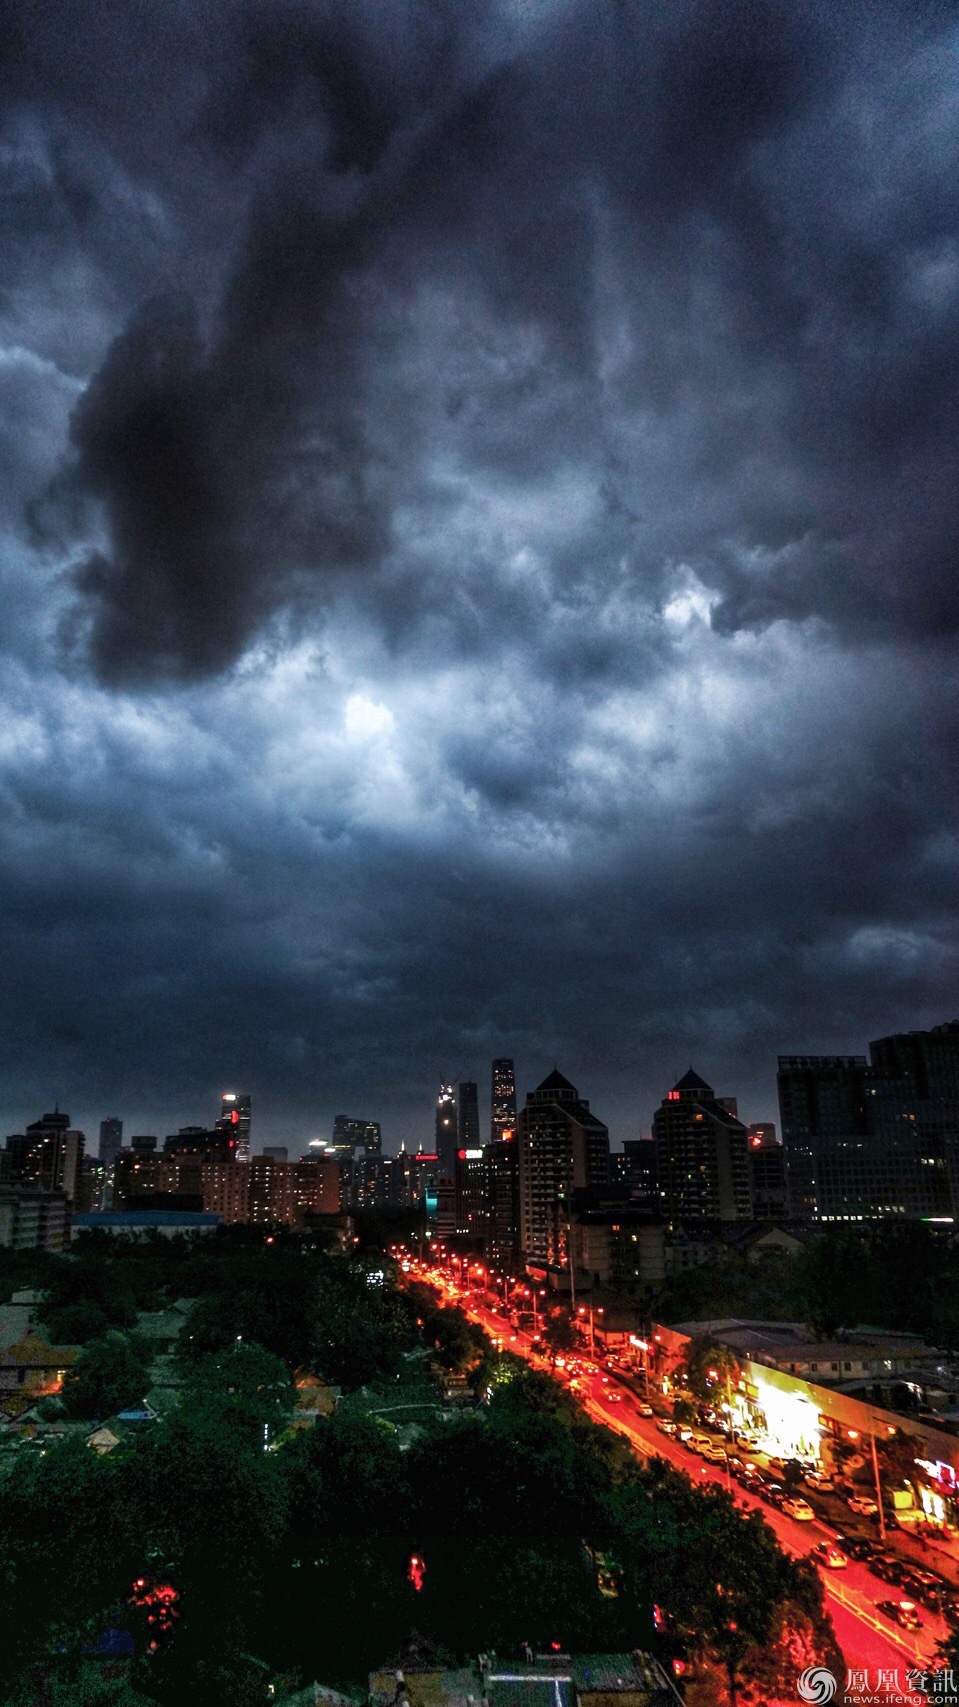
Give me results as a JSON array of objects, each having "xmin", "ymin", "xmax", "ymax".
[{"xmin": 915, "ymin": 1458, "xmax": 958, "ymax": 1490}]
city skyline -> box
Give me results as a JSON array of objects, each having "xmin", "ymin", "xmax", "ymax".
[{"xmin": 3, "ymin": 3, "xmax": 959, "ymax": 1155}]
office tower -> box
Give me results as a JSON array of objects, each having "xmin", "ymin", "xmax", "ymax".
[
  {"xmin": 4, "ymin": 1111, "xmax": 85, "ymax": 1203},
  {"xmin": 263, "ymin": 1146, "xmax": 288, "ymax": 1162},
  {"xmin": 491, "ymin": 1058, "xmax": 517, "ymax": 1141},
  {"xmin": 456, "ymin": 1082, "xmax": 480, "ymax": 1150},
  {"xmin": 435, "ymin": 1084, "xmax": 457, "ymax": 1175},
  {"xmin": 747, "ymin": 1128, "xmax": 788, "ymax": 1219},
  {"xmin": 332, "ymin": 1115, "xmax": 381, "ymax": 1156},
  {"xmin": 98, "ymin": 1117, "xmax": 123, "ymax": 1171},
  {"xmin": 516, "ymin": 1070, "xmax": 610, "ymax": 1266},
  {"xmin": 218, "ymin": 1093, "xmax": 251, "ymax": 1162},
  {"xmin": 778, "ymin": 1021, "xmax": 959, "ymax": 1221},
  {"xmin": 652, "ymin": 1070, "xmax": 752, "ymax": 1222},
  {"xmin": 484, "ymin": 1136, "xmax": 520, "ymax": 1266}
]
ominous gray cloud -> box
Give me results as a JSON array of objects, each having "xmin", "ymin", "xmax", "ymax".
[{"xmin": 0, "ymin": 0, "xmax": 958, "ymax": 1146}]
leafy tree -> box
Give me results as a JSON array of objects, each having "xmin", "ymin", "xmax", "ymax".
[
  {"xmin": 179, "ymin": 1341, "xmax": 294, "ymax": 1440},
  {"xmin": 679, "ymin": 1334, "xmax": 740, "ymax": 1404},
  {"xmin": 45, "ymin": 1298, "xmax": 111, "ymax": 1344},
  {"xmin": 62, "ymin": 1333, "xmax": 151, "ymax": 1421}
]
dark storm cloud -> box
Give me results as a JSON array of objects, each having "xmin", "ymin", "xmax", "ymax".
[
  {"xmin": 9, "ymin": 0, "xmax": 956, "ymax": 678},
  {"xmin": 2, "ymin": 0, "xmax": 959, "ymax": 1140}
]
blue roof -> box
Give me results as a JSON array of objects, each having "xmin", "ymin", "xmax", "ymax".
[{"xmin": 72, "ymin": 1210, "xmax": 221, "ymax": 1227}]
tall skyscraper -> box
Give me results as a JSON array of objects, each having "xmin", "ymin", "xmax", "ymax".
[
  {"xmin": 4, "ymin": 1111, "xmax": 85, "ymax": 1203},
  {"xmin": 778, "ymin": 1021, "xmax": 959, "ymax": 1221},
  {"xmin": 652, "ymin": 1070, "xmax": 752, "ymax": 1222},
  {"xmin": 435, "ymin": 1083, "xmax": 457, "ymax": 1176},
  {"xmin": 747, "ymin": 1126, "xmax": 788, "ymax": 1219},
  {"xmin": 491, "ymin": 1059, "xmax": 517, "ymax": 1141},
  {"xmin": 516, "ymin": 1070, "xmax": 609, "ymax": 1265},
  {"xmin": 218, "ymin": 1093, "xmax": 251, "ymax": 1163},
  {"xmin": 332, "ymin": 1115, "xmax": 381, "ymax": 1156},
  {"xmin": 98, "ymin": 1117, "xmax": 123, "ymax": 1171},
  {"xmin": 611, "ymin": 1137, "xmax": 658, "ymax": 1203}
]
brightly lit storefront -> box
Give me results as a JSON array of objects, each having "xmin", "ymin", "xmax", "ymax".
[{"xmin": 723, "ymin": 1373, "xmax": 823, "ymax": 1463}]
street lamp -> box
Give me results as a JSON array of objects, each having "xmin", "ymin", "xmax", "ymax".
[{"xmin": 847, "ymin": 1424, "xmax": 889, "ymax": 1543}]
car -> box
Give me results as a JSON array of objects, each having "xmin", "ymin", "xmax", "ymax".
[
  {"xmin": 877, "ymin": 1599, "xmax": 923, "ymax": 1632},
  {"xmin": 605, "ymin": 1390, "xmax": 623, "ymax": 1404},
  {"xmin": 782, "ymin": 1497, "xmax": 815, "ymax": 1522},
  {"xmin": 734, "ymin": 1433, "xmax": 760, "ymax": 1452},
  {"xmin": 689, "ymin": 1434, "xmax": 711, "ymax": 1455},
  {"xmin": 804, "ymin": 1471, "xmax": 832, "ymax": 1493},
  {"xmin": 762, "ymin": 1482, "xmax": 786, "ymax": 1508},
  {"xmin": 677, "ymin": 1425, "xmax": 694, "ymax": 1442},
  {"xmin": 836, "ymin": 1533, "xmax": 880, "ymax": 1562},
  {"xmin": 813, "ymin": 1542, "xmax": 847, "ymax": 1570},
  {"xmin": 703, "ymin": 1442, "xmax": 728, "ymax": 1464},
  {"xmin": 637, "ymin": 1403, "xmax": 654, "ymax": 1417},
  {"xmin": 870, "ymin": 1554, "xmax": 909, "ymax": 1585},
  {"xmin": 656, "ymin": 1418, "xmax": 677, "ymax": 1436},
  {"xmin": 847, "ymin": 1495, "xmax": 879, "ymax": 1516}
]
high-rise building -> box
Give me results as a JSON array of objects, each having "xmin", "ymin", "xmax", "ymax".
[
  {"xmin": 747, "ymin": 1127, "xmax": 788, "ymax": 1219},
  {"xmin": 218, "ymin": 1093, "xmax": 251, "ymax": 1163},
  {"xmin": 332, "ymin": 1115, "xmax": 381, "ymax": 1156},
  {"xmin": 4, "ymin": 1112, "xmax": 85, "ymax": 1203},
  {"xmin": 76, "ymin": 1155, "xmax": 107, "ymax": 1212},
  {"xmin": 263, "ymin": 1146, "xmax": 288, "ymax": 1162},
  {"xmin": 98, "ymin": 1117, "xmax": 123, "ymax": 1171},
  {"xmin": 778, "ymin": 1022, "xmax": 959, "ymax": 1221},
  {"xmin": 131, "ymin": 1134, "xmax": 157, "ymax": 1153},
  {"xmin": 491, "ymin": 1059, "xmax": 517, "ymax": 1141},
  {"xmin": 652, "ymin": 1071, "xmax": 752, "ymax": 1222},
  {"xmin": 456, "ymin": 1082, "xmax": 480, "ymax": 1151},
  {"xmin": 435, "ymin": 1084, "xmax": 457, "ymax": 1176},
  {"xmin": 516, "ymin": 1070, "xmax": 610, "ymax": 1266},
  {"xmin": 483, "ymin": 1136, "xmax": 520, "ymax": 1266}
]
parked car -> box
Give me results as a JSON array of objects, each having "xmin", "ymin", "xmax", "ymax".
[
  {"xmin": 656, "ymin": 1418, "xmax": 677, "ymax": 1436},
  {"xmin": 677, "ymin": 1426, "xmax": 694, "ymax": 1442},
  {"xmin": 703, "ymin": 1442, "xmax": 728, "ymax": 1464},
  {"xmin": 877, "ymin": 1599, "xmax": 923, "ymax": 1632},
  {"xmin": 689, "ymin": 1434, "xmax": 711, "ymax": 1455},
  {"xmin": 813, "ymin": 1542, "xmax": 847, "ymax": 1570},
  {"xmin": 870, "ymin": 1554, "xmax": 909, "ymax": 1585},
  {"xmin": 835, "ymin": 1533, "xmax": 877, "ymax": 1562},
  {"xmin": 804, "ymin": 1470, "xmax": 832, "ymax": 1493},
  {"xmin": 782, "ymin": 1497, "xmax": 815, "ymax": 1522}
]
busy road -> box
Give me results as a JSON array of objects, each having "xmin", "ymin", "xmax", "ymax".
[{"xmin": 401, "ymin": 1255, "xmax": 951, "ymax": 1679}]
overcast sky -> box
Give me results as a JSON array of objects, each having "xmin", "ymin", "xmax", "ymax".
[{"xmin": 2, "ymin": 0, "xmax": 959, "ymax": 1153}]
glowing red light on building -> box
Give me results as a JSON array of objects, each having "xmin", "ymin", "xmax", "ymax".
[
  {"xmin": 407, "ymin": 1554, "xmax": 426, "ymax": 1592},
  {"xmin": 667, "ymin": 1090, "xmax": 680, "ymax": 1101}
]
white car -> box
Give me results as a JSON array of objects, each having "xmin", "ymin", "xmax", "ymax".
[
  {"xmin": 847, "ymin": 1495, "xmax": 878, "ymax": 1516},
  {"xmin": 703, "ymin": 1442, "xmax": 728, "ymax": 1464},
  {"xmin": 637, "ymin": 1403, "xmax": 653, "ymax": 1417},
  {"xmin": 657, "ymin": 1418, "xmax": 677, "ymax": 1435},
  {"xmin": 782, "ymin": 1497, "xmax": 815, "ymax": 1522},
  {"xmin": 689, "ymin": 1434, "xmax": 712, "ymax": 1454}
]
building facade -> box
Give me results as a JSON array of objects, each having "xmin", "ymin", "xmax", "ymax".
[
  {"xmin": 516, "ymin": 1070, "xmax": 610, "ymax": 1265},
  {"xmin": 490, "ymin": 1058, "xmax": 517, "ymax": 1141},
  {"xmin": 217, "ymin": 1093, "xmax": 251, "ymax": 1163},
  {"xmin": 778, "ymin": 1022, "xmax": 959, "ymax": 1220},
  {"xmin": 652, "ymin": 1070, "xmax": 752, "ymax": 1222},
  {"xmin": 4, "ymin": 1112, "xmax": 85, "ymax": 1203}
]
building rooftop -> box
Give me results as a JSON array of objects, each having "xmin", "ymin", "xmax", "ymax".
[
  {"xmin": 672, "ymin": 1068, "xmax": 712, "ymax": 1093},
  {"xmin": 537, "ymin": 1070, "xmax": 577, "ymax": 1094},
  {"xmin": 72, "ymin": 1210, "xmax": 221, "ymax": 1228}
]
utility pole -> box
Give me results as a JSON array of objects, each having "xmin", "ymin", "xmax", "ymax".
[{"xmin": 870, "ymin": 1427, "xmax": 887, "ymax": 1544}]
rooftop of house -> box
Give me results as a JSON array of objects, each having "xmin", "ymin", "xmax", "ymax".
[
  {"xmin": 370, "ymin": 1655, "xmax": 678, "ymax": 1707},
  {"xmin": 671, "ymin": 1318, "xmax": 940, "ymax": 1362}
]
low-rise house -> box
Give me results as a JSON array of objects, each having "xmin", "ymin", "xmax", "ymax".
[{"xmin": 0, "ymin": 1333, "xmax": 79, "ymax": 1398}]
